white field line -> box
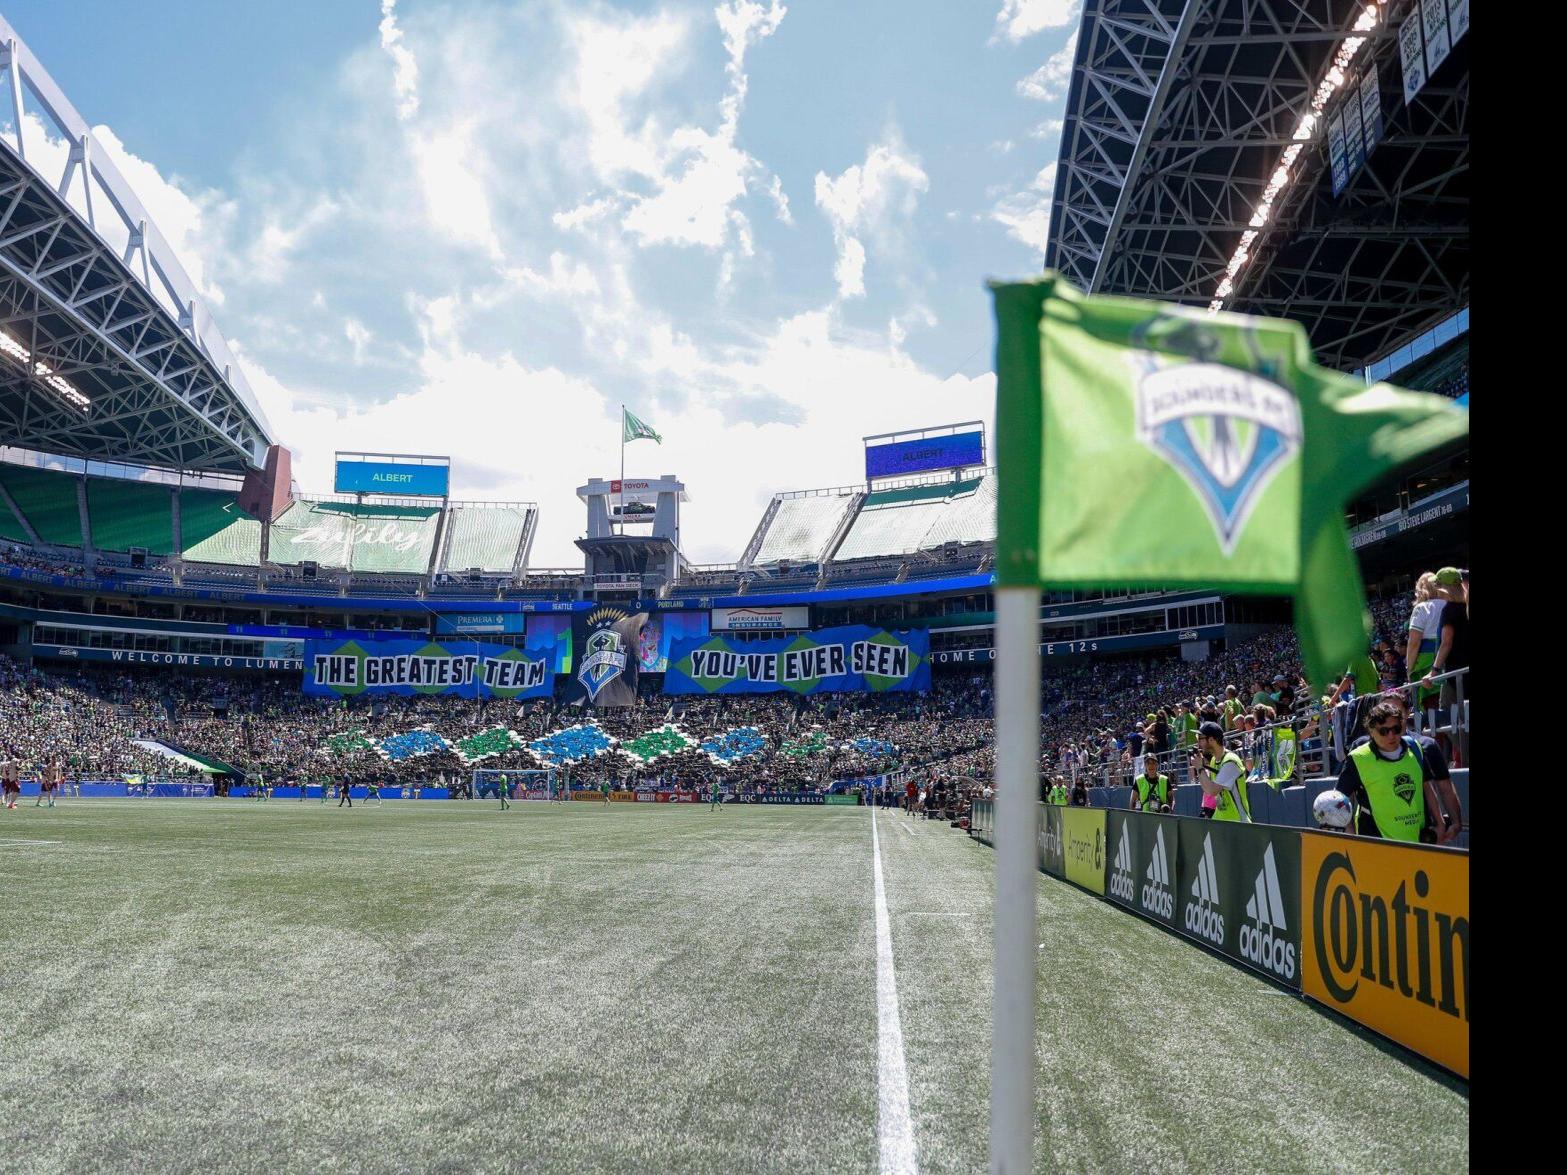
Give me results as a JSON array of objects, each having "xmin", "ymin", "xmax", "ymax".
[
  {"xmin": 870, "ymin": 806, "xmax": 918, "ymax": 1174},
  {"xmin": 0, "ymin": 838, "xmax": 61, "ymax": 847}
]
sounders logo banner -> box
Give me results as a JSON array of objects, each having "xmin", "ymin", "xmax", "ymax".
[
  {"xmin": 303, "ymin": 638, "xmax": 553, "ymax": 700},
  {"xmin": 570, "ymin": 607, "xmax": 646, "ymax": 708},
  {"xmin": 664, "ymin": 624, "xmax": 931, "ymax": 696}
]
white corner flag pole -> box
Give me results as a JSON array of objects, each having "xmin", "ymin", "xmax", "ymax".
[{"xmin": 991, "ymin": 585, "xmax": 1039, "ymax": 1174}]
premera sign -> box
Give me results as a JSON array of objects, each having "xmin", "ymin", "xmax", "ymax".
[{"xmin": 1300, "ymin": 833, "xmax": 1469, "ymax": 1077}]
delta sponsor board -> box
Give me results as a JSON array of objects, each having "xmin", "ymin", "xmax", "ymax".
[
  {"xmin": 1061, "ymin": 808, "xmax": 1106, "ymax": 894},
  {"xmin": 1301, "ymin": 833, "xmax": 1469, "ymax": 1077},
  {"xmin": 1175, "ymin": 821, "xmax": 1302, "ymax": 987}
]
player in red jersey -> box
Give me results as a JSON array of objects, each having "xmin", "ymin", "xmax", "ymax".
[{"xmin": 1, "ymin": 754, "xmax": 19, "ymax": 809}]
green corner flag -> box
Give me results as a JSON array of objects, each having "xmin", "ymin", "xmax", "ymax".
[
  {"xmin": 623, "ymin": 407, "xmax": 662, "ymax": 444},
  {"xmin": 992, "ymin": 273, "xmax": 1468, "ymax": 690}
]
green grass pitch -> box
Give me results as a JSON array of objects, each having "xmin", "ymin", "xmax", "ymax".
[{"xmin": 0, "ymin": 801, "xmax": 1467, "ymax": 1172}]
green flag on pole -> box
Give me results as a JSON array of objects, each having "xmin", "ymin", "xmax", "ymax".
[
  {"xmin": 992, "ymin": 273, "xmax": 1468, "ymax": 689},
  {"xmin": 623, "ymin": 407, "xmax": 662, "ymax": 444}
]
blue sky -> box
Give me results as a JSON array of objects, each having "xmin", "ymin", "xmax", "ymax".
[{"xmin": 2, "ymin": 0, "xmax": 1078, "ymax": 563}]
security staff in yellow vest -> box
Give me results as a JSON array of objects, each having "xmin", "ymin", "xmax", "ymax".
[
  {"xmin": 1337, "ymin": 698, "xmax": 1462, "ymax": 843},
  {"xmin": 1131, "ymin": 754, "xmax": 1171, "ymax": 814},
  {"xmin": 1191, "ymin": 721, "xmax": 1250, "ymax": 822},
  {"xmin": 1047, "ymin": 778, "xmax": 1070, "ymax": 806}
]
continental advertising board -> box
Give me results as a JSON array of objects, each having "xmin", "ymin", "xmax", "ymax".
[{"xmin": 1300, "ymin": 833, "xmax": 1469, "ymax": 1077}]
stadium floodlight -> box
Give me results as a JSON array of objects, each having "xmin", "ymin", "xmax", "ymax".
[
  {"xmin": 0, "ymin": 327, "xmax": 90, "ymax": 413},
  {"xmin": 1207, "ymin": 1, "xmax": 1387, "ymax": 313}
]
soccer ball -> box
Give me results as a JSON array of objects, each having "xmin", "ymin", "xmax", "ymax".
[{"xmin": 1312, "ymin": 789, "xmax": 1354, "ymax": 830}]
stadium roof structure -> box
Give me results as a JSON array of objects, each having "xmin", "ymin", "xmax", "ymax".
[
  {"xmin": 1045, "ymin": 0, "xmax": 1469, "ymax": 372},
  {"xmin": 0, "ymin": 17, "xmax": 272, "ymax": 474}
]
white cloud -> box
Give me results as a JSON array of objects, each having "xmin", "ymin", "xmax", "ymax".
[
  {"xmin": 990, "ymin": 162, "xmax": 1056, "ymax": 255},
  {"xmin": 992, "ymin": 0, "xmax": 1080, "ymax": 44},
  {"xmin": 1018, "ymin": 30, "xmax": 1077, "ymax": 101},
  {"xmin": 814, "ymin": 137, "xmax": 929, "ymax": 300},
  {"xmin": 52, "ymin": 2, "xmax": 1003, "ymax": 567},
  {"xmin": 410, "ymin": 122, "xmax": 502, "ymax": 258},
  {"xmin": 379, "ymin": 0, "xmax": 420, "ymax": 120},
  {"xmin": 344, "ymin": 319, "xmax": 372, "ymax": 364}
]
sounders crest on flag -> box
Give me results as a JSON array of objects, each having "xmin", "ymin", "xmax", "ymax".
[
  {"xmin": 623, "ymin": 407, "xmax": 662, "ymax": 444},
  {"xmin": 991, "ymin": 273, "xmax": 1469, "ymax": 689}
]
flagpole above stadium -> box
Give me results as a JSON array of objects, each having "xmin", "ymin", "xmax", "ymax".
[
  {"xmin": 1046, "ymin": 0, "xmax": 1468, "ymax": 373},
  {"xmin": 0, "ymin": 15, "xmax": 273, "ymax": 474}
]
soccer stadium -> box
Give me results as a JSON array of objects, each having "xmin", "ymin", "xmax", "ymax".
[{"xmin": 0, "ymin": 3, "xmax": 1467, "ymax": 1171}]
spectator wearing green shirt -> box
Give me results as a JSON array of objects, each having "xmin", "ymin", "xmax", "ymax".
[{"xmin": 1221, "ymin": 685, "xmax": 1245, "ymax": 732}]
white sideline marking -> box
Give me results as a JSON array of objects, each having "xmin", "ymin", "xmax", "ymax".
[
  {"xmin": 0, "ymin": 839, "xmax": 60, "ymax": 847},
  {"xmin": 870, "ymin": 807, "xmax": 918, "ymax": 1174}
]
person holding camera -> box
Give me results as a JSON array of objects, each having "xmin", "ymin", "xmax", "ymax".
[
  {"xmin": 1130, "ymin": 753, "xmax": 1171, "ymax": 814},
  {"xmin": 1191, "ymin": 721, "xmax": 1250, "ymax": 823}
]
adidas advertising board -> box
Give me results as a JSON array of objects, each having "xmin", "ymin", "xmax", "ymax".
[
  {"xmin": 1061, "ymin": 808, "xmax": 1106, "ymax": 894},
  {"xmin": 1300, "ymin": 833, "xmax": 1469, "ymax": 1078},
  {"xmin": 1175, "ymin": 820, "xmax": 1303, "ymax": 988},
  {"xmin": 1037, "ymin": 803, "xmax": 1065, "ymax": 878},
  {"xmin": 1106, "ymin": 812, "xmax": 1179, "ymax": 928}
]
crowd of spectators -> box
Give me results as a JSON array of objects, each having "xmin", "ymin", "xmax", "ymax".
[{"xmin": 0, "ymin": 574, "xmax": 1468, "ymax": 819}]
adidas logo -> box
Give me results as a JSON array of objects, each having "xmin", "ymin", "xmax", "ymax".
[
  {"xmin": 1183, "ymin": 833, "xmax": 1225, "ymax": 944},
  {"xmin": 1139, "ymin": 825, "xmax": 1174, "ymax": 919},
  {"xmin": 1239, "ymin": 843, "xmax": 1296, "ymax": 979},
  {"xmin": 1109, "ymin": 829, "xmax": 1135, "ymax": 902}
]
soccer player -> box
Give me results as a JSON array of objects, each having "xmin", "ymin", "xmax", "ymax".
[
  {"xmin": 36, "ymin": 757, "xmax": 62, "ymax": 808},
  {"xmin": 601, "ymin": 779, "xmax": 611, "ymax": 806},
  {"xmin": 253, "ymin": 770, "xmax": 267, "ymax": 802},
  {"xmin": 338, "ymin": 779, "xmax": 353, "ymax": 808},
  {"xmin": 709, "ymin": 777, "xmax": 722, "ymax": 811},
  {"xmin": 321, "ymin": 777, "xmax": 332, "ymax": 805},
  {"xmin": 2, "ymin": 753, "xmax": 20, "ymax": 809},
  {"xmin": 366, "ymin": 778, "xmax": 383, "ymax": 806}
]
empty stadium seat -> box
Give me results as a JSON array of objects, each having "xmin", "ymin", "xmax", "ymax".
[
  {"xmin": 834, "ymin": 476, "xmax": 995, "ymax": 562},
  {"xmin": 440, "ymin": 505, "xmax": 529, "ymax": 573},
  {"xmin": 179, "ymin": 489, "xmax": 262, "ymax": 565},
  {"xmin": 751, "ymin": 493, "xmax": 858, "ymax": 565},
  {"xmin": 0, "ymin": 465, "xmax": 83, "ymax": 546},
  {"xmin": 87, "ymin": 477, "xmax": 174, "ymax": 553},
  {"xmin": 268, "ymin": 499, "xmax": 441, "ymax": 574}
]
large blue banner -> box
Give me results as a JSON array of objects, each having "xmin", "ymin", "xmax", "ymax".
[
  {"xmin": 865, "ymin": 430, "xmax": 984, "ymax": 479},
  {"xmin": 334, "ymin": 459, "xmax": 449, "ymax": 497},
  {"xmin": 663, "ymin": 625, "xmax": 930, "ymax": 695},
  {"xmin": 303, "ymin": 637, "xmax": 554, "ymax": 699}
]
